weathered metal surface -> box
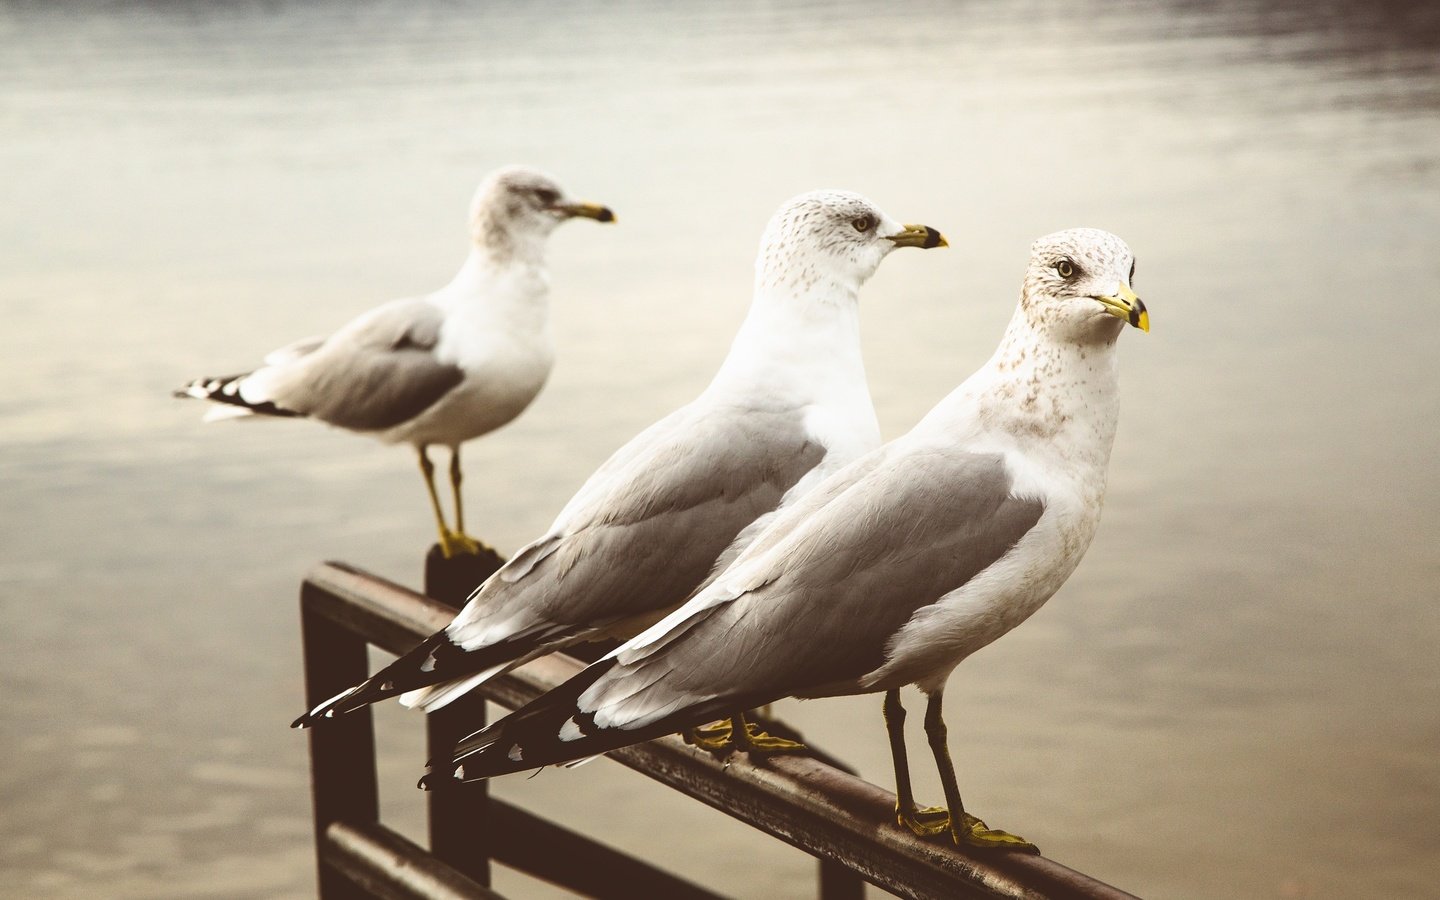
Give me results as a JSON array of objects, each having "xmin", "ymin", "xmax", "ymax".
[
  {"xmin": 302, "ymin": 561, "xmax": 1141, "ymax": 900},
  {"xmin": 321, "ymin": 821, "xmax": 504, "ymax": 900}
]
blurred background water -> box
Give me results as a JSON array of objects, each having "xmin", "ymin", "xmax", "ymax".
[{"xmin": 2, "ymin": 1, "xmax": 1438, "ymax": 897}]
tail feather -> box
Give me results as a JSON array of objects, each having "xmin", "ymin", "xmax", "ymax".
[
  {"xmin": 397, "ymin": 623, "xmax": 610, "ymax": 714},
  {"xmin": 175, "ymin": 372, "xmax": 302, "ymax": 419},
  {"xmin": 421, "ymin": 660, "xmax": 762, "ymax": 785},
  {"xmin": 293, "ymin": 632, "xmax": 468, "ymax": 727},
  {"xmin": 292, "ymin": 627, "xmax": 561, "ymax": 728},
  {"xmin": 399, "ymin": 662, "xmax": 510, "ymax": 712}
]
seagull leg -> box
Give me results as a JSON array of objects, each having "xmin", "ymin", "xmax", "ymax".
[
  {"xmin": 446, "ymin": 447, "xmax": 486, "ymax": 556},
  {"xmin": 922, "ymin": 689, "xmax": 1038, "ymax": 853},
  {"xmin": 884, "ymin": 689, "xmax": 950, "ymax": 836},
  {"xmin": 417, "ymin": 446, "xmax": 468, "ymax": 559}
]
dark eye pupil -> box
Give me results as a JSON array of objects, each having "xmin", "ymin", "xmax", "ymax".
[
  {"xmin": 1057, "ymin": 260, "xmax": 1074, "ymax": 277},
  {"xmin": 853, "ymin": 216, "xmax": 873, "ymax": 232},
  {"xmin": 536, "ymin": 189, "xmax": 558, "ymax": 204}
]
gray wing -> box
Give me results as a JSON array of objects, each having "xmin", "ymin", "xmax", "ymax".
[
  {"xmin": 589, "ymin": 447, "xmax": 1045, "ymax": 715},
  {"xmin": 260, "ymin": 298, "xmax": 463, "ymax": 431},
  {"xmin": 445, "ymin": 402, "xmax": 826, "ymax": 651}
]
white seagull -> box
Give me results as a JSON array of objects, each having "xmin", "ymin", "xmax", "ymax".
[
  {"xmin": 431, "ymin": 228, "xmax": 1149, "ymax": 854},
  {"xmin": 292, "ymin": 191, "xmax": 948, "ymax": 728},
  {"xmin": 177, "ymin": 165, "xmax": 615, "ymax": 558}
]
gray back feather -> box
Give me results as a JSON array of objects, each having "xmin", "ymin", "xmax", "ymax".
[
  {"xmin": 448, "ymin": 402, "xmax": 826, "ymax": 648},
  {"xmin": 584, "ymin": 449, "xmax": 1045, "ymax": 716},
  {"xmin": 267, "ymin": 298, "xmax": 464, "ymax": 431}
]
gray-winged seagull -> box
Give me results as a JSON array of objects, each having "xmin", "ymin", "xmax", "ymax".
[
  {"xmin": 429, "ymin": 228, "xmax": 1149, "ymax": 854},
  {"xmin": 177, "ymin": 165, "xmax": 615, "ymax": 558},
  {"xmin": 292, "ymin": 191, "xmax": 948, "ymax": 728}
]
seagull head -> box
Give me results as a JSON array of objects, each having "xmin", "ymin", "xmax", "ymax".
[
  {"xmin": 1021, "ymin": 228, "xmax": 1148, "ymax": 342},
  {"xmin": 469, "ymin": 165, "xmax": 615, "ymax": 252},
  {"xmin": 755, "ymin": 190, "xmax": 946, "ymax": 295}
]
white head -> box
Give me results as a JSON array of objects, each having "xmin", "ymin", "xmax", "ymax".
[
  {"xmin": 469, "ymin": 165, "xmax": 615, "ymax": 257},
  {"xmin": 755, "ymin": 190, "xmax": 946, "ymax": 296},
  {"xmin": 1020, "ymin": 228, "xmax": 1149, "ymax": 344}
]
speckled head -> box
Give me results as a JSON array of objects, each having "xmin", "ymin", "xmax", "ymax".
[
  {"xmin": 1021, "ymin": 228, "xmax": 1148, "ymax": 342},
  {"xmin": 469, "ymin": 165, "xmax": 614, "ymax": 252},
  {"xmin": 755, "ymin": 190, "xmax": 946, "ymax": 295}
]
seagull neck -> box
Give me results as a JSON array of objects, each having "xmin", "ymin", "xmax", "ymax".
[
  {"xmin": 945, "ymin": 305, "xmax": 1122, "ymax": 476},
  {"xmin": 707, "ymin": 283, "xmax": 868, "ymax": 406},
  {"xmin": 442, "ymin": 248, "xmax": 552, "ymax": 331}
]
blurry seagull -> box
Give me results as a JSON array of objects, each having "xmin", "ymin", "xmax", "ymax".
[
  {"xmin": 430, "ymin": 228, "xmax": 1149, "ymax": 854},
  {"xmin": 177, "ymin": 165, "xmax": 615, "ymax": 558},
  {"xmin": 292, "ymin": 191, "xmax": 947, "ymax": 727}
]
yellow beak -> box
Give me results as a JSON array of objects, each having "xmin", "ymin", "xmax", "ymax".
[
  {"xmin": 1094, "ymin": 281, "xmax": 1149, "ymax": 332},
  {"xmin": 556, "ymin": 201, "xmax": 616, "ymax": 223},
  {"xmin": 886, "ymin": 223, "xmax": 948, "ymax": 249}
]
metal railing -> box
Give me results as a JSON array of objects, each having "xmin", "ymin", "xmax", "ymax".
[{"xmin": 297, "ymin": 560, "xmax": 1140, "ymax": 900}]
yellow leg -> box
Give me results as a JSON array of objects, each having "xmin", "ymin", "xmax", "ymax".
[
  {"xmin": 922, "ymin": 690, "xmax": 1039, "ymax": 854},
  {"xmin": 685, "ymin": 710, "xmax": 805, "ymax": 755},
  {"xmin": 884, "ymin": 690, "xmax": 950, "ymax": 836},
  {"xmin": 418, "ymin": 447, "xmax": 478, "ymax": 559},
  {"xmin": 446, "ymin": 447, "xmax": 486, "ymax": 555}
]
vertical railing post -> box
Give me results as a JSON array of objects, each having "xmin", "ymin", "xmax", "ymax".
[
  {"xmin": 819, "ymin": 858, "xmax": 866, "ymax": 900},
  {"xmin": 300, "ymin": 581, "xmax": 381, "ymax": 900},
  {"xmin": 423, "ymin": 546, "xmax": 505, "ymax": 889}
]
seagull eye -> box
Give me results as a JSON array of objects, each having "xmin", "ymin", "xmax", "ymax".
[
  {"xmin": 852, "ymin": 215, "xmax": 875, "ymax": 233},
  {"xmin": 1129, "ymin": 259, "xmax": 1136, "ymax": 284},
  {"xmin": 534, "ymin": 188, "xmax": 559, "ymax": 206},
  {"xmin": 1055, "ymin": 259, "xmax": 1076, "ymax": 278}
]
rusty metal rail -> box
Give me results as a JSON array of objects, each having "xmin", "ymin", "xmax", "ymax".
[{"xmin": 299, "ymin": 560, "xmax": 1139, "ymax": 900}]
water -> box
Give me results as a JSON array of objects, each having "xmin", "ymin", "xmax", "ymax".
[{"xmin": 2, "ymin": 1, "xmax": 1438, "ymax": 897}]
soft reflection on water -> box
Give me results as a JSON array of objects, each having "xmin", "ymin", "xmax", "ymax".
[{"xmin": 2, "ymin": 1, "xmax": 1438, "ymax": 897}]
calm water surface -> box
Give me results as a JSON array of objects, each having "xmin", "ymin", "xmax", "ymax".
[{"xmin": 2, "ymin": 1, "xmax": 1438, "ymax": 897}]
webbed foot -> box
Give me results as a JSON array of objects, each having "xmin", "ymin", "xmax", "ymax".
[
  {"xmin": 684, "ymin": 717, "xmax": 807, "ymax": 755},
  {"xmin": 896, "ymin": 803, "xmax": 952, "ymax": 837},
  {"xmin": 954, "ymin": 812, "xmax": 1039, "ymax": 854}
]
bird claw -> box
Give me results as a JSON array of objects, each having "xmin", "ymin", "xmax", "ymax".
[
  {"xmin": 684, "ymin": 718, "xmax": 807, "ymax": 756},
  {"xmin": 896, "ymin": 804, "xmax": 952, "ymax": 837},
  {"xmin": 956, "ymin": 812, "xmax": 1040, "ymax": 854},
  {"xmin": 439, "ymin": 531, "xmax": 490, "ymax": 559},
  {"xmin": 896, "ymin": 805, "xmax": 1039, "ymax": 853},
  {"xmin": 685, "ymin": 719, "xmax": 736, "ymax": 751}
]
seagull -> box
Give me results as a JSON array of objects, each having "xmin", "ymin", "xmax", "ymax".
[
  {"xmin": 430, "ymin": 228, "xmax": 1149, "ymax": 855},
  {"xmin": 292, "ymin": 190, "xmax": 948, "ymax": 728},
  {"xmin": 176, "ymin": 165, "xmax": 615, "ymax": 558}
]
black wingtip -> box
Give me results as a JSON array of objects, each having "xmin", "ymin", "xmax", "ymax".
[
  {"xmin": 290, "ymin": 713, "xmax": 311, "ymax": 729},
  {"xmin": 417, "ymin": 768, "xmax": 457, "ymax": 791}
]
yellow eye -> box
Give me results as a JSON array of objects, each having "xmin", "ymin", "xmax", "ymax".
[
  {"xmin": 852, "ymin": 215, "xmax": 875, "ymax": 232},
  {"xmin": 1055, "ymin": 259, "xmax": 1075, "ymax": 278}
]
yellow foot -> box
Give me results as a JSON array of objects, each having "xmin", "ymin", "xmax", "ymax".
[
  {"xmin": 685, "ymin": 719, "xmax": 735, "ymax": 751},
  {"xmin": 955, "ymin": 812, "xmax": 1040, "ymax": 854},
  {"xmin": 897, "ymin": 804, "xmax": 952, "ymax": 837},
  {"xmin": 438, "ymin": 531, "xmax": 490, "ymax": 559},
  {"xmin": 683, "ymin": 719, "xmax": 807, "ymax": 755}
]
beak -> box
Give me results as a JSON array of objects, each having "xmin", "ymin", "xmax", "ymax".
[
  {"xmin": 555, "ymin": 201, "xmax": 616, "ymax": 223},
  {"xmin": 885, "ymin": 223, "xmax": 947, "ymax": 250},
  {"xmin": 1094, "ymin": 281, "xmax": 1149, "ymax": 332}
]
